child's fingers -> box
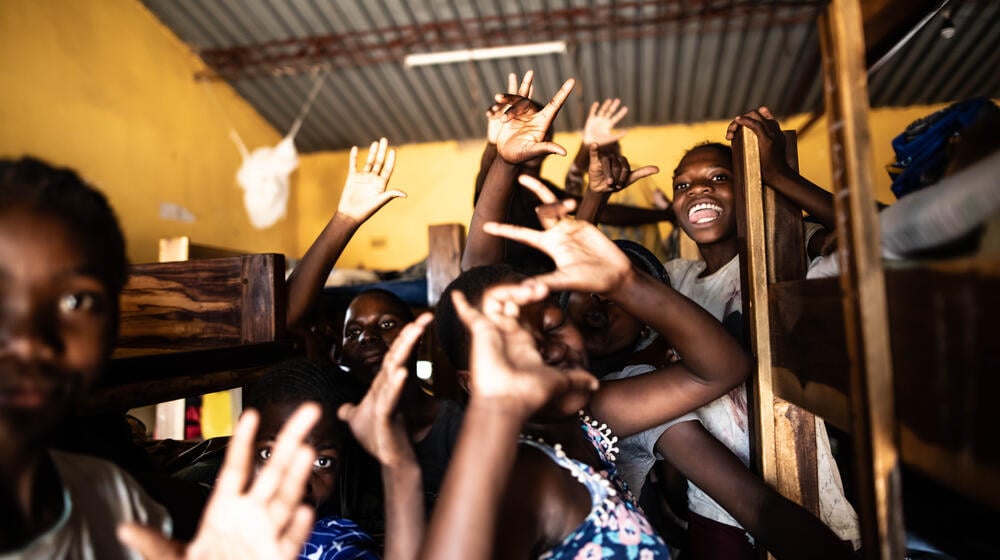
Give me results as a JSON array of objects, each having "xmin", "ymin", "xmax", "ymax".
[
  {"xmin": 269, "ymin": 446, "xmax": 316, "ymax": 516},
  {"xmin": 759, "ymin": 106, "xmax": 775, "ymax": 120},
  {"xmin": 507, "ymin": 72, "xmax": 518, "ymax": 94},
  {"xmin": 535, "ymin": 199, "xmax": 575, "ymax": 229},
  {"xmin": 215, "ymin": 408, "xmax": 260, "ymax": 496},
  {"xmin": 542, "ymin": 78, "xmax": 576, "ymax": 118},
  {"xmin": 381, "ymin": 313, "xmax": 433, "ymax": 374},
  {"xmin": 564, "ymin": 367, "xmax": 600, "ymax": 393},
  {"xmin": 519, "ymin": 174, "xmax": 559, "ymax": 204},
  {"xmin": 373, "ymin": 137, "xmax": 388, "ymax": 172},
  {"xmin": 364, "ymin": 141, "xmax": 378, "ymax": 172},
  {"xmin": 610, "ymin": 104, "xmax": 629, "ymax": 125},
  {"xmin": 248, "ymin": 404, "xmax": 321, "ymax": 502},
  {"xmin": 483, "ymin": 221, "xmax": 545, "ymax": 249},
  {"xmin": 348, "ymin": 145, "xmax": 359, "ymax": 172},
  {"xmin": 608, "ymin": 98, "xmax": 621, "ymax": 116},
  {"xmin": 381, "ymin": 148, "xmax": 396, "ymax": 179},
  {"xmin": 518, "ymin": 70, "xmax": 534, "ymax": 97},
  {"xmin": 337, "ymin": 402, "xmax": 357, "ymax": 423},
  {"xmin": 628, "ymin": 165, "xmax": 660, "ymax": 185},
  {"xmin": 278, "ymin": 505, "xmax": 316, "ymax": 559},
  {"xmin": 588, "ymin": 100, "xmax": 599, "ymax": 120},
  {"xmin": 526, "ymin": 142, "xmax": 567, "ymax": 158},
  {"xmin": 117, "ymin": 522, "xmax": 184, "ymax": 560}
]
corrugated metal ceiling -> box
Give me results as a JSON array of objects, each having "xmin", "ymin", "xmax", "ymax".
[{"xmin": 142, "ymin": 0, "xmax": 1000, "ymax": 152}]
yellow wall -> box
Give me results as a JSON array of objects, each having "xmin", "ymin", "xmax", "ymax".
[
  {"xmin": 298, "ymin": 102, "xmax": 952, "ymax": 270},
  {"xmin": 0, "ymin": 0, "xmax": 293, "ymax": 264}
]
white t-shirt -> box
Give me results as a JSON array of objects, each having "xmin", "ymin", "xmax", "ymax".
[
  {"xmin": 1, "ymin": 450, "xmax": 172, "ymax": 560},
  {"xmin": 603, "ymin": 364, "xmax": 700, "ymax": 495},
  {"xmin": 666, "ymin": 256, "xmax": 860, "ymax": 544}
]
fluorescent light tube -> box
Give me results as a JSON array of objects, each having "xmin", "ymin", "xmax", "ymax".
[{"xmin": 404, "ymin": 41, "xmax": 567, "ymax": 67}]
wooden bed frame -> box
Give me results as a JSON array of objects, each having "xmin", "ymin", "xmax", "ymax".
[
  {"xmin": 87, "ymin": 226, "xmax": 467, "ymax": 414},
  {"xmin": 735, "ymin": 2, "xmax": 999, "ymax": 558}
]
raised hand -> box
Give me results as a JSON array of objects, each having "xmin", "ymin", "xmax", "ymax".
[
  {"xmin": 452, "ymin": 285, "xmax": 598, "ymax": 420},
  {"xmin": 586, "ymin": 143, "xmax": 659, "ymax": 193},
  {"xmin": 338, "ymin": 313, "xmax": 433, "ymax": 467},
  {"xmin": 487, "ymin": 71, "xmax": 535, "ymax": 144},
  {"xmin": 483, "ymin": 175, "xmax": 633, "ymax": 294},
  {"xmin": 726, "ymin": 106, "xmax": 793, "ymax": 184},
  {"xmin": 493, "ymin": 78, "xmax": 576, "ymax": 164},
  {"xmin": 119, "ymin": 405, "xmax": 321, "ymax": 560},
  {"xmin": 337, "ymin": 137, "xmax": 406, "ymax": 225},
  {"xmin": 582, "ymin": 98, "xmax": 629, "ymax": 147}
]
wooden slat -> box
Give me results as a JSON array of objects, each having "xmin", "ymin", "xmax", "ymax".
[
  {"xmin": 426, "ymin": 223, "xmax": 465, "ymax": 307},
  {"xmin": 115, "ymin": 254, "xmax": 284, "ymax": 352},
  {"xmin": 91, "ymin": 341, "xmax": 299, "ymax": 412},
  {"xmin": 820, "ymin": 0, "xmax": 905, "ymax": 557},
  {"xmin": 735, "ymin": 124, "xmax": 822, "ymax": 547}
]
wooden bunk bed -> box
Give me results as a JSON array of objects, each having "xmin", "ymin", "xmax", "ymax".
[
  {"xmin": 733, "ymin": 1, "xmax": 999, "ymax": 559},
  {"xmin": 87, "ymin": 224, "xmax": 466, "ymax": 414}
]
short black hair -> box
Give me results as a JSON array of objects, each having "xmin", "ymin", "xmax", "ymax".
[
  {"xmin": 0, "ymin": 157, "xmax": 127, "ymax": 296},
  {"xmin": 434, "ymin": 264, "xmax": 519, "ymax": 370},
  {"xmin": 350, "ymin": 288, "xmax": 416, "ymax": 324},
  {"xmin": 247, "ymin": 357, "xmax": 362, "ymax": 427},
  {"xmin": 685, "ymin": 142, "xmax": 733, "ymax": 162}
]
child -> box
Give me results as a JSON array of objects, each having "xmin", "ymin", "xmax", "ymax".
[
  {"xmin": 0, "ymin": 157, "xmax": 321, "ymax": 560},
  {"xmin": 422, "ymin": 202, "xmax": 752, "ymax": 558},
  {"xmin": 663, "ymin": 134, "xmax": 861, "ymax": 548},
  {"xmin": 529, "ymin": 176, "xmax": 856, "ymax": 559},
  {"xmin": 247, "ymin": 359, "xmax": 378, "ymax": 560},
  {"xmin": 285, "ymin": 138, "xmax": 462, "ymax": 517}
]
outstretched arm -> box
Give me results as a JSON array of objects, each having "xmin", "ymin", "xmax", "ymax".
[
  {"xmin": 727, "ymin": 106, "xmax": 835, "ymax": 230},
  {"xmin": 462, "ymin": 78, "xmax": 576, "ymax": 270},
  {"xmin": 485, "ymin": 177, "xmax": 750, "ymax": 436},
  {"xmin": 420, "ymin": 286, "xmax": 598, "ymax": 560},
  {"xmin": 657, "ymin": 422, "xmax": 856, "ymax": 559},
  {"xmin": 286, "ymin": 138, "xmax": 405, "ymax": 333},
  {"xmin": 475, "ymin": 71, "xmax": 535, "ymax": 203},
  {"xmin": 339, "ymin": 314, "xmax": 434, "ymax": 560},
  {"xmin": 565, "ymin": 98, "xmax": 629, "ymax": 195}
]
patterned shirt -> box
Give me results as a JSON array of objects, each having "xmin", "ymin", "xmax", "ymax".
[
  {"xmin": 522, "ymin": 414, "xmax": 671, "ymax": 560},
  {"xmin": 299, "ymin": 516, "xmax": 378, "ymax": 560}
]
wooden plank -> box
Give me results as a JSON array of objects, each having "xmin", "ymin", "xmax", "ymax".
[
  {"xmin": 427, "ymin": 223, "xmax": 465, "ymax": 307},
  {"xmin": 115, "ymin": 254, "xmax": 283, "ymax": 352},
  {"xmin": 733, "ymin": 126, "xmax": 779, "ymax": 498},
  {"xmin": 820, "ymin": 0, "xmax": 904, "ymax": 556},
  {"xmin": 769, "ymin": 267, "xmax": 1000, "ymax": 509},
  {"xmin": 765, "ymin": 132, "xmax": 807, "ymax": 283},
  {"xmin": 769, "ymin": 278, "xmax": 851, "ymax": 431},
  {"xmin": 241, "ymin": 253, "xmax": 285, "ymax": 344}
]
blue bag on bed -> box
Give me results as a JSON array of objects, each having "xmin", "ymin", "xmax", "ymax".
[{"xmin": 887, "ymin": 97, "xmax": 995, "ymax": 200}]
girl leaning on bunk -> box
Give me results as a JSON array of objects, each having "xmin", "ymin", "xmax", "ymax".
[{"xmin": 0, "ymin": 156, "xmax": 330, "ymax": 560}]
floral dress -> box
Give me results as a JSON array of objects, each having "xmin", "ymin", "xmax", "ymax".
[{"xmin": 520, "ymin": 413, "xmax": 671, "ymax": 560}]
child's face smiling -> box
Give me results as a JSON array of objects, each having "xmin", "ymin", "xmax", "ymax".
[
  {"xmin": 254, "ymin": 400, "xmax": 341, "ymax": 511},
  {"xmin": 672, "ymin": 147, "xmax": 737, "ymax": 245},
  {"xmin": 0, "ymin": 210, "xmax": 115, "ymax": 444}
]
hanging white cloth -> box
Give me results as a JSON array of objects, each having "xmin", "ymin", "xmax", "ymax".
[{"xmin": 233, "ymin": 71, "xmax": 326, "ymax": 229}]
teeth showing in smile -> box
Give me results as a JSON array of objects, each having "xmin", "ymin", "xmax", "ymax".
[{"xmin": 688, "ymin": 202, "xmax": 723, "ymax": 224}]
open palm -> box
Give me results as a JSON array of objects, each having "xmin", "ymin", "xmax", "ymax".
[{"xmin": 337, "ymin": 137, "xmax": 406, "ymax": 224}]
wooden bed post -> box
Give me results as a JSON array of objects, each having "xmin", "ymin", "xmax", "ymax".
[
  {"xmin": 819, "ymin": 0, "xmax": 904, "ymax": 557},
  {"xmin": 734, "ymin": 127, "xmax": 821, "ymax": 560}
]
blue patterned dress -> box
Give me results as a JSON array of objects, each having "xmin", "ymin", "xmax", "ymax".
[
  {"xmin": 521, "ymin": 413, "xmax": 671, "ymax": 560},
  {"xmin": 299, "ymin": 516, "xmax": 378, "ymax": 560}
]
